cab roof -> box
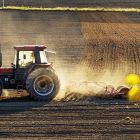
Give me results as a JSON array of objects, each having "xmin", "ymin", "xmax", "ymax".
[{"xmin": 14, "ymin": 45, "xmax": 46, "ymax": 51}]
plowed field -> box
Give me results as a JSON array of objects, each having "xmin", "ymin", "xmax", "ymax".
[
  {"xmin": 0, "ymin": 99, "xmax": 139, "ymax": 140},
  {"xmin": 0, "ymin": 5, "xmax": 140, "ymax": 140}
]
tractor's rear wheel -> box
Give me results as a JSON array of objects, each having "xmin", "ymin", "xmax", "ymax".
[{"xmin": 26, "ymin": 68, "xmax": 60, "ymax": 101}]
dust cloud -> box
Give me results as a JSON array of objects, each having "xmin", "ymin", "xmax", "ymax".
[{"xmin": 54, "ymin": 63, "xmax": 128, "ymax": 101}]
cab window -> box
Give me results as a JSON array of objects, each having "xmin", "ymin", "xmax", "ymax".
[{"xmin": 19, "ymin": 51, "xmax": 35, "ymax": 68}]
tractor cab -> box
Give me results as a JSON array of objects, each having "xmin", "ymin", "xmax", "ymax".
[
  {"xmin": 14, "ymin": 45, "xmax": 48, "ymax": 69},
  {"xmin": 0, "ymin": 45, "xmax": 48, "ymax": 73}
]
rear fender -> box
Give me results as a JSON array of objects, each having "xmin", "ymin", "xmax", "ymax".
[{"xmin": 28, "ymin": 63, "xmax": 52, "ymax": 74}]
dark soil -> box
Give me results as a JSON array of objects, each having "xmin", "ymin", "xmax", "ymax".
[{"xmin": 0, "ymin": 0, "xmax": 140, "ymax": 8}]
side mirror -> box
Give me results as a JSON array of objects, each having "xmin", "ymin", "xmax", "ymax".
[
  {"xmin": 11, "ymin": 63, "xmax": 15, "ymax": 68},
  {"xmin": 23, "ymin": 54, "xmax": 26, "ymax": 59}
]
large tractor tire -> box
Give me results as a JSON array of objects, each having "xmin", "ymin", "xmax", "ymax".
[{"xmin": 26, "ymin": 68, "xmax": 60, "ymax": 101}]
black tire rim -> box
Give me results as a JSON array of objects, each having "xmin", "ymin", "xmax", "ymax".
[{"xmin": 33, "ymin": 75, "xmax": 54, "ymax": 96}]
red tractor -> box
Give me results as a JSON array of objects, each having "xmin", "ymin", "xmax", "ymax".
[{"xmin": 0, "ymin": 45, "xmax": 60, "ymax": 101}]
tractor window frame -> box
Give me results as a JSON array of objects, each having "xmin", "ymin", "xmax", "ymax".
[
  {"xmin": 39, "ymin": 51, "xmax": 48, "ymax": 64},
  {"xmin": 17, "ymin": 50, "xmax": 35, "ymax": 68}
]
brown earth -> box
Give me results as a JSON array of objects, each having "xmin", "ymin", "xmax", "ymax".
[
  {"xmin": 80, "ymin": 12, "xmax": 140, "ymax": 74},
  {"xmin": 0, "ymin": 100, "xmax": 139, "ymax": 140},
  {"xmin": 0, "ymin": 10, "xmax": 140, "ymax": 85},
  {"xmin": 0, "ymin": 0, "xmax": 140, "ymax": 8},
  {"xmin": 0, "ymin": 11, "xmax": 140, "ymax": 78},
  {"xmin": 0, "ymin": 10, "xmax": 140, "ymax": 140}
]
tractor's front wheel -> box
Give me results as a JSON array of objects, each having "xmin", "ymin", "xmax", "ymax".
[{"xmin": 26, "ymin": 68, "xmax": 60, "ymax": 101}]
